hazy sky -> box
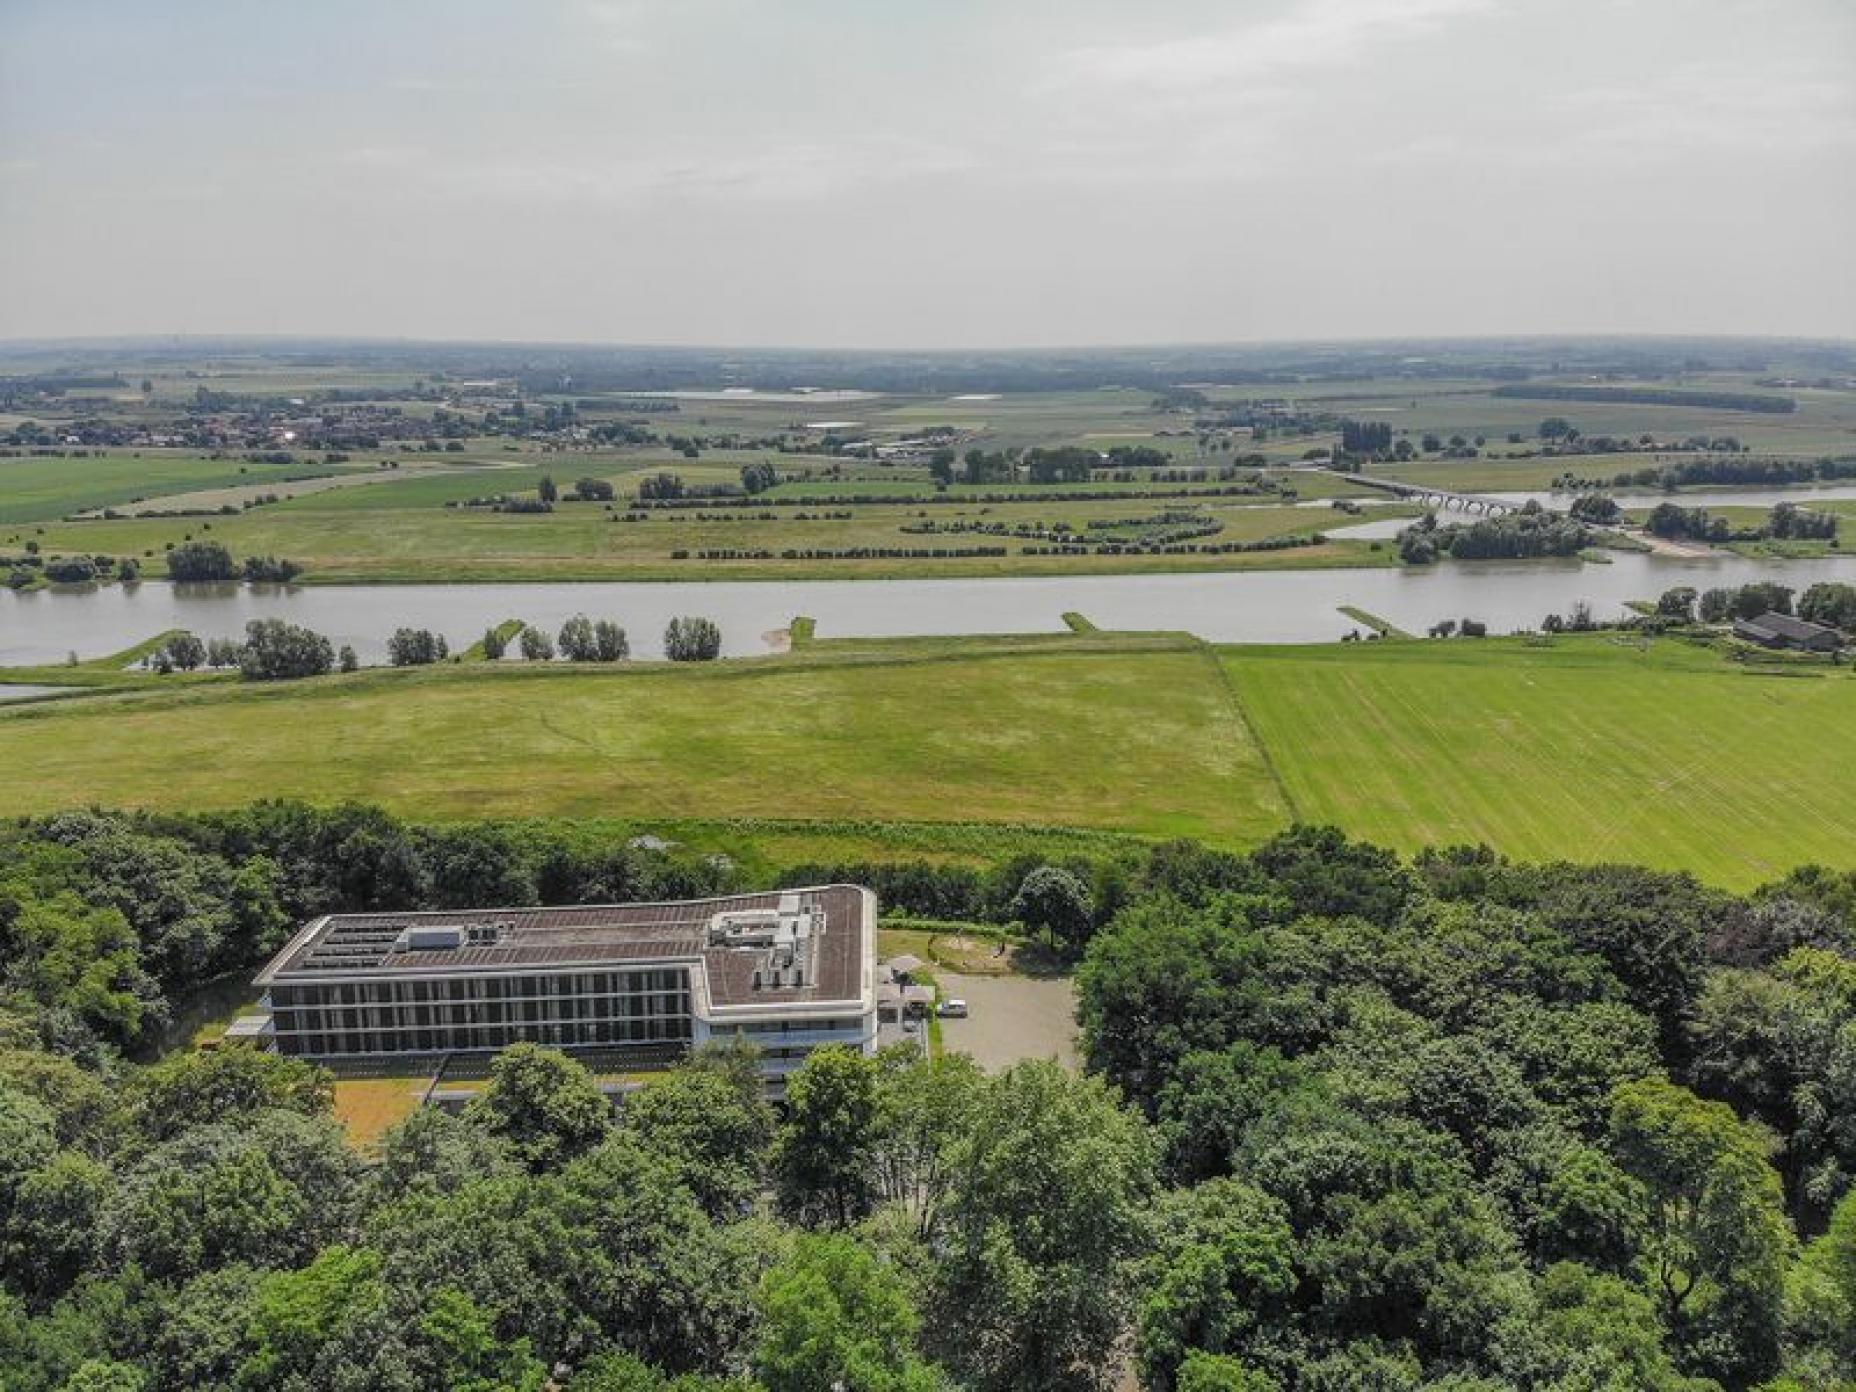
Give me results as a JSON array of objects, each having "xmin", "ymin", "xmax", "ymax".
[{"xmin": 2, "ymin": 0, "xmax": 1851, "ymax": 347}]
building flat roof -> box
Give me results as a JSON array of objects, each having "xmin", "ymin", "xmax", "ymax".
[{"xmin": 255, "ymin": 886, "xmax": 872, "ymax": 1012}]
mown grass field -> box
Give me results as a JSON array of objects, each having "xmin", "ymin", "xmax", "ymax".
[
  {"xmin": 1226, "ymin": 636, "xmax": 1856, "ymax": 888},
  {"xmin": 3, "ymin": 628, "xmax": 1855, "ymax": 887},
  {"xmin": 0, "ymin": 633, "xmax": 1286, "ymax": 845}
]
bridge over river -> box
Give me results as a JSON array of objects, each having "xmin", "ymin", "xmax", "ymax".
[{"xmin": 1321, "ymin": 468, "xmax": 1556, "ymax": 517}]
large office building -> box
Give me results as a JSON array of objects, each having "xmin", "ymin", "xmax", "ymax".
[{"xmin": 246, "ymin": 886, "xmax": 878, "ymax": 1083}]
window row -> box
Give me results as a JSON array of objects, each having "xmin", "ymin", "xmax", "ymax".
[
  {"xmin": 277, "ymin": 1015, "xmax": 694, "ymax": 1056},
  {"xmin": 273, "ymin": 968, "xmax": 687, "ymax": 1008},
  {"xmin": 274, "ymin": 992, "xmax": 687, "ymax": 1034}
]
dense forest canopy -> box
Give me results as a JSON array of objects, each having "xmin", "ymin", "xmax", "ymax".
[{"xmin": 0, "ymin": 807, "xmax": 1853, "ymax": 1390}]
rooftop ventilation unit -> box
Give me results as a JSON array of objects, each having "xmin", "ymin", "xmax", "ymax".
[{"xmin": 398, "ymin": 925, "xmax": 466, "ymax": 952}]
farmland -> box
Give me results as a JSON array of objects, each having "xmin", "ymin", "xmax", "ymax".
[
  {"xmin": 8, "ymin": 351, "xmax": 1853, "ymax": 584},
  {"xmin": 1226, "ymin": 636, "xmax": 1856, "ymax": 886},
  {"xmin": 3, "ymin": 626, "xmax": 1853, "ymax": 889}
]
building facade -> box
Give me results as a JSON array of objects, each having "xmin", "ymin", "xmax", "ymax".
[{"xmin": 249, "ymin": 886, "xmax": 877, "ymax": 1083}]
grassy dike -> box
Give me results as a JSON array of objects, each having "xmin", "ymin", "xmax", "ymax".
[{"xmin": 2, "ymin": 628, "xmax": 1853, "ymax": 889}]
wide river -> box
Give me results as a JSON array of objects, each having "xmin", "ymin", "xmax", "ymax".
[{"xmin": 8, "ymin": 549, "xmax": 1856, "ymax": 665}]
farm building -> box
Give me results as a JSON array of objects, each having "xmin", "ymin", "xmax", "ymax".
[
  {"xmin": 1732, "ymin": 612, "xmax": 1841, "ymax": 652},
  {"xmin": 245, "ymin": 886, "xmax": 877, "ymax": 1087}
]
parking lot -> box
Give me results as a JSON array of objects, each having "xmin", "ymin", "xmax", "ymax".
[{"xmin": 933, "ymin": 970, "xmax": 1080, "ymax": 1071}]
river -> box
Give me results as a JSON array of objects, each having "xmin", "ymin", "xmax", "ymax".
[{"xmin": 8, "ymin": 549, "xmax": 1856, "ymax": 664}]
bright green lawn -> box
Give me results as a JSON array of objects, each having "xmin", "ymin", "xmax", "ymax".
[
  {"xmin": 1227, "ymin": 636, "xmax": 1856, "ymax": 888},
  {"xmin": 0, "ymin": 634, "xmax": 1287, "ymax": 845}
]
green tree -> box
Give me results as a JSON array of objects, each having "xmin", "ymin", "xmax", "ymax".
[
  {"xmin": 1136, "ymin": 1178, "xmax": 1295, "ymax": 1391},
  {"xmin": 166, "ymin": 540, "xmax": 235, "ymax": 582},
  {"xmin": 1608, "ymin": 1078, "xmax": 1794, "ymax": 1385},
  {"xmin": 773, "ymin": 1046, "xmax": 880, "ymax": 1228},
  {"xmin": 58, "ymin": 1363, "xmax": 144, "ymax": 1392},
  {"xmin": 1077, "ymin": 894, "xmax": 1269, "ymax": 1108},
  {"xmin": 1010, "ymin": 865, "xmax": 1095, "ymax": 950},
  {"xmin": 236, "ymin": 618, "xmax": 333, "ymax": 681},
  {"xmin": 1175, "ymin": 1353, "xmax": 1279, "ymax": 1392},
  {"xmin": 538, "ymin": 475, "xmax": 558, "ymax": 503},
  {"xmin": 237, "ymin": 1244, "xmax": 388, "ymax": 1387},
  {"xmin": 756, "ymin": 1231, "xmax": 947, "ymax": 1392},
  {"xmin": 871, "ymin": 1049, "xmax": 985, "ymax": 1239},
  {"xmin": 593, "ymin": 619, "xmax": 629, "ymax": 661},
  {"xmin": 130, "ymin": 1046, "xmax": 333, "ymax": 1141},
  {"xmin": 664, "ymin": 616, "xmax": 722, "ymax": 661},
  {"xmin": 164, "ymin": 632, "xmax": 206, "ymax": 671},
  {"xmin": 465, "ymin": 1043, "xmax": 611, "ymax": 1171},
  {"xmin": 623, "ymin": 1058, "xmax": 774, "ymax": 1217},
  {"xmin": 4, "ymin": 1151, "xmax": 112, "ymax": 1303},
  {"xmin": 1782, "ymin": 1185, "xmax": 1856, "ymax": 1381},
  {"xmin": 558, "ymin": 614, "xmax": 597, "ymax": 661},
  {"xmin": 928, "ymin": 1060, "xmax": 1156, "ymax": 1392},
  {"xmin": 374, "ymin": 1104, "xmax": 518, "ymax": 1198}
]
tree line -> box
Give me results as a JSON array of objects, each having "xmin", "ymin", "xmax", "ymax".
[
  {"xmin": 0, "ymin": 815, "xmax": 1853, "ymax": 1388},
  {"xmin": 1493, "ymin": 384, "xmax": 1797, "ymax": 413}
]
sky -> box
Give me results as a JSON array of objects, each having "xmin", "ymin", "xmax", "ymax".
[{"xmin": 1, "ymin": 0, "xmax": 1851, "ymax": 348}]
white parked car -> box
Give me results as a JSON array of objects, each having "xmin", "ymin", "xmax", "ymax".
[{"xmin": 937, "ymin": 998, "xmax": 969, "ymax": 1018}]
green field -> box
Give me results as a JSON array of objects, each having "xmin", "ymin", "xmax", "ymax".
[
  {"xmin": 0, "ymin": 452, "xmax": 351, "ymax": 526},
  {"xmin": 0, "ymin": 633, "xmax": 1285, "ymax": 845},
  {"xmin": 1225, "ymin": 637, "xmax": 1856, "ymax": 886},
  {"xmin": 9, "ymin": 368, "xmax": 1853, "ymax": 583},
  {"xmin": 13, "ymin": 472, "xmax": 1387, "ymax": 582},
  {"xmin": 4, "ymin": 628, "xmax": 1855, "ymax": 888}
]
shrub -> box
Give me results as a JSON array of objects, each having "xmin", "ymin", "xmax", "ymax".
[
  {"xmin": 167, "ymin": 540, "xmax": 235, "ymax": 582},
  {"xmin": 593, "ymin": 620, "xmax": 628, "ymax": 662},
  {"xmin": 44, "ymin": 555, "xmax": 99, "ymax": 584},
  {"xmin": 237, "ymin": 619, "xmax": 334, "ymax": 681},
  {"xmin": 241, "ymin": 555, "xmax": 303, "ymax": 584},
  {"xmin": 164, "ymin": 632, "xmax": 207, "ymax": 671},
  {"xmin": 664, "ymin": 616, "xmax": 722, "ymax": 662},
  {"xmin": 558, "ymin": 615, "xmax": 597, "ymax": 662},
  {"xmin": 387, "ymin": 628, "xmax": 448, "ymax": 667}
]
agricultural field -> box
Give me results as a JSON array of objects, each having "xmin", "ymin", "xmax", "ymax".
[
  {"xmin": 4, "ymin": 625, "xmax": 1855, "ymax": 890},
  {"xmin": 1226, "ymin": 635, "xmax": 1856, "ymax": 888},
  {"xmin": 0, "ymin": 451, "xmax": 356, "ymax": 525},
  {"xmin": 9, "ymin": 359, "xmax": 1852, "ymax": 582}
]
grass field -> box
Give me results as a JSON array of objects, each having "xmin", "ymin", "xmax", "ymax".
[
  {"xmin": 0, "ymin": 632, "xmax": 1285, "ymax": 844},
  {"xmin": 0, "ymin": 452, "xmax": 350, "ymax": 526},
  {"xmin": 1225, "ymin": 637, "xmax": 1856, "ymax": 887},
  {"xmin": 3, "ymin": 627, "xmax": 1854, "ymax": 888},
  {"xmin": 13, "ymin": 474, "xmax": 1386, "ymax": 582}
]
